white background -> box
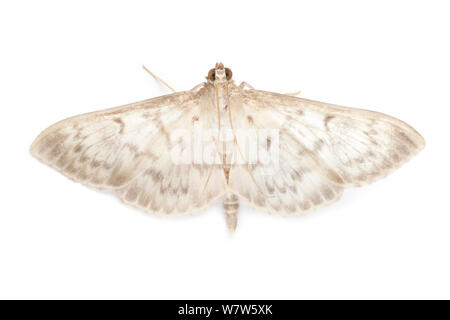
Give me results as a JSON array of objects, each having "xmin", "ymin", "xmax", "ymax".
[{"xmin": 0, "ymin": 0, "xmax": 449, "ymax": 299}]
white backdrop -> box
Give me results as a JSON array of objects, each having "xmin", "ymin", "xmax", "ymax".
[{"xmin": 0, "ymin": 0, "xmax": 448, "ymax": 299}]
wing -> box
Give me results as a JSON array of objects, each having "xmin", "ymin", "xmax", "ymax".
[
  {"xmin": 30, "ymin": 90, "xmax": 227, "ymax": 216},
  {"xmin": 228, "ymin": 88, "xmax": 425, "ymax": 215}
]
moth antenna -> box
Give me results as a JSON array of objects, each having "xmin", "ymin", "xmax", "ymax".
[
  {"xmin": 200, "ymin": 83, "xmax": 223, "ymax": 195},
  {"xmin": 225, "ymin": 82, "xmax": 275, "ymax": 199},
  {"xmin": 201, "ymin": 163, "xmax": 216, "ymax": 196},
  {"xmin": 142, "ymin": 65, "xmax": 176, "ymax": 93},
  {"xmin": 215, "ymin": 84, "xmax": 222, "ymax": 139}
]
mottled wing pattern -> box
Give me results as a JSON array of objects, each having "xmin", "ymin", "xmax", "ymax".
[
  {"xmin": 229, "ymin": 89, "xmax": 425, "ymax": 215},
  {"xmin": 30, "ymin": 91, "xmax": 227, "ymax": 215}
]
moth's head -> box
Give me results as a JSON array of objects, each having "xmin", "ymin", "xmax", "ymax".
[{"xmin": 207, "ymin": 62, "xmax": 232, "ymax": 83}]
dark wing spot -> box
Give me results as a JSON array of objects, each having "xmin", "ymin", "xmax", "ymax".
[
  {"xmin": 324, "ymin": 115, "xmax": 335, "ymax": 130},
  {"xmin": 114, "ymin": 118, "xmax": 125, "ymax": 134}
]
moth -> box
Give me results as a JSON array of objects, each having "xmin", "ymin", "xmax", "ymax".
[{"xmin": 30, "ymin": 63, "xmax": 425, "ymax": 233}]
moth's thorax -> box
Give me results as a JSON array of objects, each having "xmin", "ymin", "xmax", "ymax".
[
  {"xmin": 203, "ymin": 81, "xmax": 237, "ymax": 110},
  {"xmin": 200, "ymin": 81, "xmax": 242, "ymax": 169}
]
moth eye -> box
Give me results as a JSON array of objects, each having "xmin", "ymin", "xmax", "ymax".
[
  {"xmin": 225, "ymin": 68, "xmax": 233, "ymax": 80},
  {"xmin": 207, "ymin": 69, "xmax": 215, "ymax": 81}
]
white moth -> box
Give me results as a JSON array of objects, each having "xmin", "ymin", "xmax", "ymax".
[{"xmin": 30, "ymin": 63, "xmax": 425, "ymax": 233}]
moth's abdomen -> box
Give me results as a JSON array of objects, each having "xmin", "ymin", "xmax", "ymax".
[
  {"xmin": 223, "ymin": 194, "xmax": 239, "ymax": 233},
  {"xmin": 223, "ymin": 194, "xmax": 239, "ymax": 215}
]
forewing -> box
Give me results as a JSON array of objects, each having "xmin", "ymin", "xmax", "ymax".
[
  {"xmin": 31, "ymin": 91, "xmax": 227, "ymax": 215},
  {"xmin": 228, "ymin": 88, "xmax": 424, "ymax": 215}
]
